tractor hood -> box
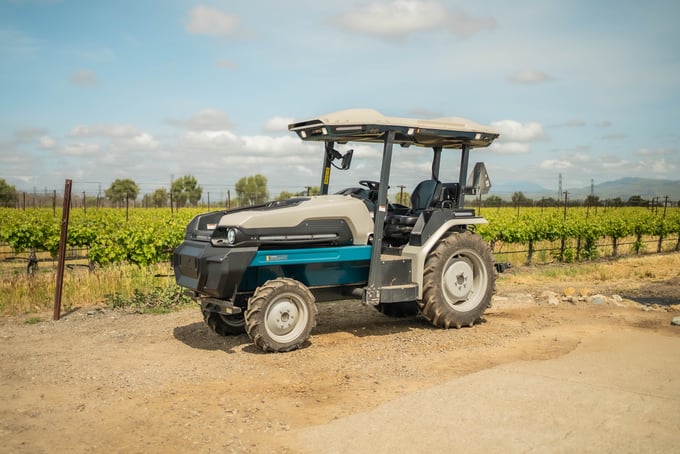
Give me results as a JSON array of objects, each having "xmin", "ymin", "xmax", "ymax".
[{"xmin": 187, "ymin": 195, "xmax": 374, "ymax": 248}]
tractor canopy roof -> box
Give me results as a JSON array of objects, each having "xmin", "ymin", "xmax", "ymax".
[{"xmin": 288, "ymin": 108, "xmax": 499, "ymax": 149}]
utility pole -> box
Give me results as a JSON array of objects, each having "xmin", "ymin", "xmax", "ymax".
[
  {"xmin": 398, "ymin": 185, "xmax": 406, "ymax": 205},
  {"xmin": 558, "ymin": 173, "xmax": 563, "ymax": 207}
]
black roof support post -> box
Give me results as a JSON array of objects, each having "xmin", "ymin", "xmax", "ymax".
[
  {"xmin": 431, "ymin": 145, "xmax": 442, "ymax": 181},
  {"xmin": 320, "ymin": 141, "xmax": 334, "ymax": 195},
  {"xmin": 457, "ymin": 143, "xmax": 471, "ymax": 208},
  {"xmin": 363, "ymin": 130, "xmax": 396, "ymax": 306}
]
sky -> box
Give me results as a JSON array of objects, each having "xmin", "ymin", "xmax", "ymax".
[{"xmin": 1, "ymin": 0, "xmax": 679, "ymax": 201}]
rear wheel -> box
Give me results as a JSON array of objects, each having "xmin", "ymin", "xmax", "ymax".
[
  {"xmin": 245, "ymin": 278, "xmax": 317, "ymax": 353},
  {"xmin": 203, "ymin": 311, "xmax": 246, "ymax": 336},
  {"xmin": 419, "ymin": 230, "xmax": 495, "ymax": 329}
]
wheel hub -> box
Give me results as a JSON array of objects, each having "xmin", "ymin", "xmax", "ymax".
[
  {"xmin": 266, "ymin": 298, "xmax": 299, "ymax": 336},
  {"xmin": 443, "ymin": 259, "xmax": 474, "ymax": 301}
]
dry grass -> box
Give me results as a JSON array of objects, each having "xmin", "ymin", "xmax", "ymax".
[
  {"xmin": 0, "ymin": 262, "xmax": 176, "ymax": 315},
  {"xmin": 498, "ymin": 252, "xmax": 680, "ymax": 296}
]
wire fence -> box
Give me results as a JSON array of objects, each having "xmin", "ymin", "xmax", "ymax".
[{"xmin": 3, "ymin": 187, "xmax": 679, "ymax": 212}]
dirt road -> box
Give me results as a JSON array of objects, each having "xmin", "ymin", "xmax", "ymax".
[{"xmin": 1, "ymin": 254, "xmax": 679, "ymax": 453}]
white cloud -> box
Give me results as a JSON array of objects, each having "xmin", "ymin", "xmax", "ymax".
[
  {"xmin": 636, "ymin": 158, "xmax": 677, "ymax": 174},
  {"xmin": 491, "ymin": 142, "xmax": 529, "ymax": 153},
  {"xmin": 168, "ymin": 109, "xmax": 231, "ymax": 131},
  {"xmin": 112, "ymin": 133, "xmax": 159, "ymax": 151},
  {"xmin": 539, "ymin": 160, "xmax": 573, "ymax": 170},
  {"xmin": 331, "ymin": 0, "xmax": 495, "ymax": 39},
  {"xmin": 601, "ymin": 159, "xmax": 630, "ymax": 169},
  {"xmin": 634, "ymin": 147, "xmax": 673, "ymax": 157},
  {"xmin": 263, "ymin": 116, "xmax": 294, "ymax": 132},
  {"xmin": 491, "ymin": 120, "xmax": 544, "ymax": 142},
  {"xmin": 39, "ymin": 135, "xmax": 56, "ymax": 148},
  {"xmin": 61, "ymin": 142, "xmax": 100, "ymax": 156},
  {"xmin": 70, "ymin": 124, "xmax": 141, "ymax": 138},
  {"xmin": 186, "ymin": 6, "xmax": 238, "ymax": 37},
  {"xmin": 70, "ymin": 69, "xmax": 98, "ymax": 87},
  {"xmin": 507, "ymin": 69, "xmax": 554, "ymax": 84}
]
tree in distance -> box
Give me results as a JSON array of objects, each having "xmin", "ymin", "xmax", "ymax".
[
  {"xmin": 235, "ymin": 174, "xmax": 269, "ymax": 206},
  {"xmin": 105, "ymin": 179, "xmax": 139, "ymax": 206},
  {"xmin": 393, "ymin": 190, "xmax": 411, "ymax": 206},
  {"xmin": 0, "ymin": 179, "xmax": 18, "ymax": 207},
  {"xmin": 275, "ymin": 186, "xmax": 320, "ymax": 201},
  {"xmin": 142, "ymin": 188, "xmax": 169, "ymax": 208},
  {"xmin": 171, "ymin": 175, "xmax": 202, "ymax": 207}
]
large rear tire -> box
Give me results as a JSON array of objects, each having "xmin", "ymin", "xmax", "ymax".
[
  {"xmin": 245, "ymin": 278, "xmax": 317, "ymax": 353},
  {"xmin": 419, "ymin": 230, "xmax": 495, "ymax": 329},
  {"xmin": 203, "ymin": 311, "xmax": 246, "ymax": 336}
]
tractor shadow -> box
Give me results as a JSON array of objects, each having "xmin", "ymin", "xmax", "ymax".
[
  {"xmin": 172, "ymin": 321, "xmax": 251, "ymax": 354},
  {"xmin": 313, "ymin": 300, "xmax": 430, "ymax": 337},
  {"xmin": 172, "ymin": 299, "xmax": 433, "ymax": 354}
]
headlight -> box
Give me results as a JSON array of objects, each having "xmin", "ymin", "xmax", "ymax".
[{"xmin": 226, "ymin": 228, "xmax": 236, "ymax": 244}]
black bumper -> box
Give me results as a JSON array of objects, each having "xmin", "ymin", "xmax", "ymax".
[{"xmin": 173, "ymin": 240, "xmax": 258, "ymax": 299}]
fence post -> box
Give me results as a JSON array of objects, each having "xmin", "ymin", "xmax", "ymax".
[{"xmin": 54, "ymin": 179, "xmax": 72, "ymax": 321}]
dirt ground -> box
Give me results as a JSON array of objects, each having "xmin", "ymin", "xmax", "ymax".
[{"xmin": 1, "ymin": 254, "xmax": 679, "ymax": 453}]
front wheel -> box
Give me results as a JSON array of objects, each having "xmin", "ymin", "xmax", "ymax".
[
  {"xmin": 419, "ymin": 230, "xmax": 495, "ymax": 329},
  {"xmin": 245, "ymin": 278, "xmax": 317, "ymax": 353}
]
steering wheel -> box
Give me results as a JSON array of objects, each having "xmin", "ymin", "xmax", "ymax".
[{"xmin": 359, "ymin": 180, "xmax": 380, "ymax": 191}]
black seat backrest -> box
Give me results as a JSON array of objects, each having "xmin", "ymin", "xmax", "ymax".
[
  {"xmin": 410, "ymin": 180, "xmax": 440, "ymax": 212},
  {"xmin": 432, "ymin": 182, "xmax": 459, "ymax": 207}
]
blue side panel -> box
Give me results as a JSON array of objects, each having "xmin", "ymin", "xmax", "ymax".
[
  {"xmin": 239, "ymin": 246, "xmax": 372, "ymax": 291},
  {"xmin": 248, "ymin": 245, "xmax": 372, "ymax": 267}
]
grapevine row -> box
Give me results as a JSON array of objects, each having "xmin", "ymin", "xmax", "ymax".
[{"xmin": 1, "ymin": 207, "xmax": 679, "ymax": 267}]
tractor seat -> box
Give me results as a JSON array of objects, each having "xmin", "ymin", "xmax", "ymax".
[{"xmin": 384, "ymin": 180, "xmax": 440, "ymax": 238}]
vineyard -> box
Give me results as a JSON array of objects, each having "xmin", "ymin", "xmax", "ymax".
[{"xmin": 1, "ymin": 205, "xmax": 679, "ymax": 271}]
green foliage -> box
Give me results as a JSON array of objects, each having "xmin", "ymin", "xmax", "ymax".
[
  {"xmin": 0, "ymin": 179, "xmax": 18, "ymax": 207},
  {"xmin": 104, "ymin": 284, "xmax": 193, "ymax": 313},
  {"xmin": 478, "ymin": 206, "xmax": 680, "ymax": 261},
  {"xmin": 277, "ymin": 186, "xmax": 321, "ymax": 200},
  {"xmin": 143, "ymin": 188, "xmax": 169, "ymax": 208},
  {"xmin": 171, "ymin": 175, "xmax": 202, "ymax": 207},
  {"xmin": 105, "ymin": 179, "xmax": 139, "ymax": 205},
  {"xmin": 393, "ymin": 190, "xmax": 411, "ymax": 206},
  {"xmin": 1, "ymin": 206, "xmax": 679, "ymax": 267},
  {"xmin": 276, "ymin": 191, "xmax": 296, "ymax": 201},
  {"xmin": 235, "ymin": 174, "xmax": 269, "ymax": 206},
  {"xmin": 0, "ymin": 207, "xmax": 198, "ymax": 266}
]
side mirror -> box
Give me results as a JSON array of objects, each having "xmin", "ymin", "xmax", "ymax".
[
  {"xmin": 465, "ymin": 162, "xmax": 491, "ymax": 195},
  {"xmin": 341, "ymin": 149, "xmax": 353, "ymax": 170}
]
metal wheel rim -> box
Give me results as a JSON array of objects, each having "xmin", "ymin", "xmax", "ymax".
[
  {"xmin": 264, "ymin": 292, "xmax": 309, "ymax": 343},
  {"xmin": 441, "ymin": 249, "xmax": 488, "ymax": 312}
]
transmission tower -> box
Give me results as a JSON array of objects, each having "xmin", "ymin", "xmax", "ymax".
[
  {"xmin": 590, "ymin": 178, "xmax": 595, "ymax": 197},
  {"xmin": 558, "ymin": 173, "xmax": 563, "ymax": 201}
]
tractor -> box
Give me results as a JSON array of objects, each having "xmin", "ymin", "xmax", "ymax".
[{"xmin": 173, "ymin": 109, "xmax": 500, "ymax": 352}]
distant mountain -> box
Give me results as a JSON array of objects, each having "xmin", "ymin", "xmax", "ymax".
[
  {"xmin": 490, "ymin": 181, "xmax": 553, "ymax": 197},
  {"xmin": 489, "ymin": 177, "xmax": 680, "ymax": 201},
  {"xmin": 567, "ymin": 178, "xmax": 680, "ymax": 201}
]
